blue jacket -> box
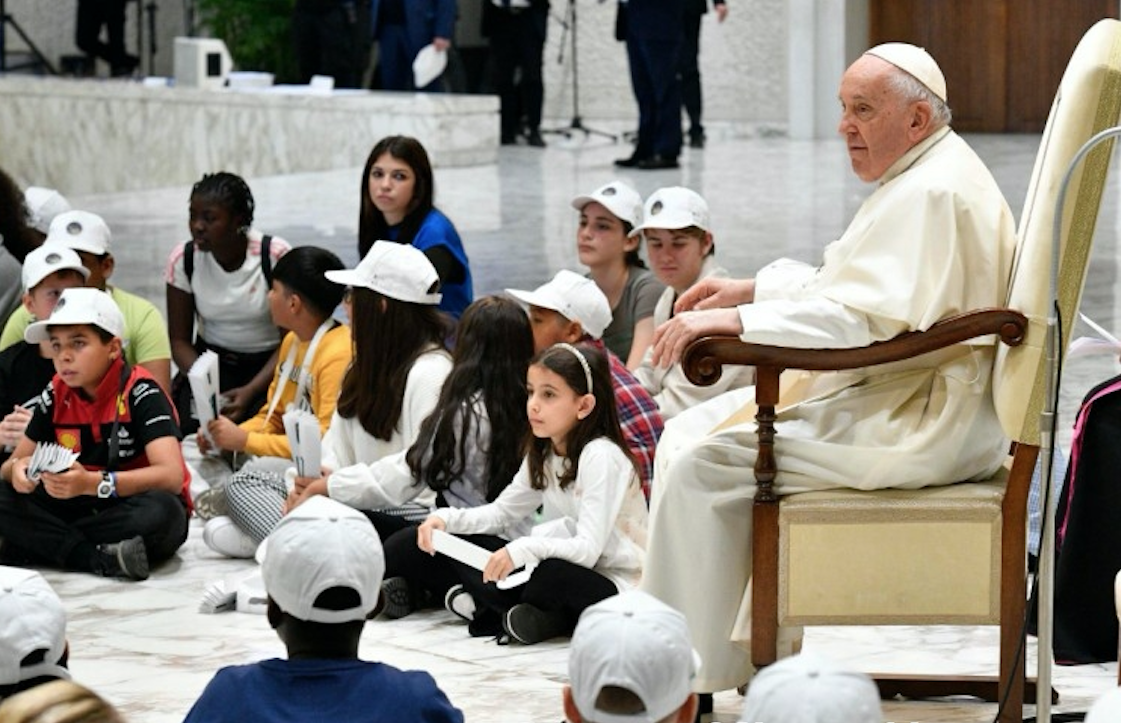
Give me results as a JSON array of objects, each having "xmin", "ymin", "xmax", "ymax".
[{"xmin": 370, "ymin": 0, "xmax": 457, "ymax": 52}]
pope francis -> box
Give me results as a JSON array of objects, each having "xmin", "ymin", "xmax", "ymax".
[{"xmin": 640, "ymin": 43, "xmax": 1018, "ymax": 695}]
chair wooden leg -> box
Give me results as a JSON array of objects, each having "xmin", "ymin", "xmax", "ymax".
[
  {"xmin": 752, "ymin": 501, "xmax": 779, "ymax": 668},
  {"xmin": 999, "ymin": 444, "xmax": 1037, "ymax": 722}
]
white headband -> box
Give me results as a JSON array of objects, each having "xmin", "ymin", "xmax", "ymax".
[{"xmin": 554, "ymin": 343, "xmax": 592, "ymax": 395}]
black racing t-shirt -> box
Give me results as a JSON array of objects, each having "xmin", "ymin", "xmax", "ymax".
[{"xmin": 25, "ymin": 367, "xmax": 180, "ymax": 471}]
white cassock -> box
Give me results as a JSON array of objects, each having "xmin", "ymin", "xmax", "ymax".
[{"xmin": 640, "ymin": 126, "xmax": 1019, "ymax": 692}]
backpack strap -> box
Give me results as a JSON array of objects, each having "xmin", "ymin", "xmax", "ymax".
[
  {"xmin": 261, "ymin": 234, "xmax": 273, "ymax": 286},
  {"xmin": 184, "ymin": 242, "xmax": 195, "ymax": 287}
]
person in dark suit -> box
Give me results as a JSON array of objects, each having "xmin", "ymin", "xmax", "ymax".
[
  {"xmin": 615, "ymin": 0, "xmax": 687, "ymax": 170},
  {"xmin": 680, "ymin": 0, "xmax": 726, "ymax": 148},
  {"xmin": 75, "ymin": 0, "xmax": 138, "ymax": 77},
  {"xmin": 484, "ymin": 0, "xmax": 549, "ymax": 147},
  {"xmin": 371, "ymin": 0, "xmax": 458, "ymax": 91}
]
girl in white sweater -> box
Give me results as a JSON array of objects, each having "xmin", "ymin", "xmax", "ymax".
[
  {"xmin": 216, "ymin": 242, "xmax": 452, "ymax": 555},
  {"xmin": 418, "ymin": 342, "xmax": 648, "ymax": 644}
]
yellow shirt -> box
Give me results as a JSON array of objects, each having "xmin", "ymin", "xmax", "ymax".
[{"xmin": 240, "ymin": 322, "xmax": 351, "ymax": 459}]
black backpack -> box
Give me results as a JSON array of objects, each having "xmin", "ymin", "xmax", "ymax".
[{"xmin": 183, "ymin": 234, "xmax": 274, "ymax": 287}]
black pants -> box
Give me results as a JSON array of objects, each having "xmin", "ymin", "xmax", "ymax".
[
  {"xmin": 292, "ymin": 5, "xmax": 362, "ymax": 88},
  {"xmin": 489, "ymin": 6, "xmax": 548, "ymax": 139},
  {"xmin": 382, "ymin": 526, "xmax": 495, "ymax": 603},
  {"xmin": 679, "ymin": 10, "xmax": 704, "ymax": 137},
  {"xmin": 445, "ymin": 534, "xmax": 618, "ymax": 634},
  {"xmin": 0, "ymin": 483, "xmax": 188, "ymax": 573},
  {"xmin": 75, "ymin": 0, "xmax": 129, "ymax": 67}
]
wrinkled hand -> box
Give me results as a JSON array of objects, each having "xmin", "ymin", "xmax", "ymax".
[
  {"xmin": 416, "ymin": 515, "xmax": 447, "ymax": 554},
  {"xmin": 7, "ymin": 457, "xmax": 35, "ymax": 494},
  {"xmin": 650, "ymin": 308, "xmax": 744, "ymax": 367},
  {"xmin": 40, "ymin": 463, "xmax": 95, "ymax": 500},
  {"xmin": 0, "ymin": 406, "xmax": 31, "ymax": 448},
  {"xmin": 433, "ymin": 37, "xmax": 450, "ymax": 51},
  {"xmin": 483, "ymin": 548, "xmax": 514, "ymax": 583},
  {"xmin": 673, "ymin": 277, "xmax": 755, "ymax": 314},
  {"xmin": 207, "ymin": 416, "xmax": 248, "ymax": 453},
  {"xmin": 283, "ymin": 476, "xmax": 328, "ymax": 513},
  {"xmin": 219, "ymin": 387, "xmax": 253, "ymax": 422}
]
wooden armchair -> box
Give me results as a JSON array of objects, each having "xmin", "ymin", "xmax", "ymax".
[{"xmin": 681, "ymin": 18, "xmax": 1121, "ymax": 723}]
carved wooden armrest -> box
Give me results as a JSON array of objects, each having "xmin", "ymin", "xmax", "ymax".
[{"xmin": 682, "ymin": 308, "xmax": 1028, "ymax": 386}]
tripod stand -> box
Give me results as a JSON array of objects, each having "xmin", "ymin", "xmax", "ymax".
[
  {"xmin": 0, "ymin": 0, "xmax": 58, "ymax": 74},
  {"xmin": 543, "ymin": 0, "xmax": 615, "ymax": 141}
]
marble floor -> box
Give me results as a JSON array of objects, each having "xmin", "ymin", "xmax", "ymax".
[{"xmin": 38, "ymin": 128, "xmax": 1121, "ymax": 721}]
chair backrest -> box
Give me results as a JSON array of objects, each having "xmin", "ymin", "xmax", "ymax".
[{"xmin": 994, "ymin": 18, "xmax": 1121, "ymax": 446}]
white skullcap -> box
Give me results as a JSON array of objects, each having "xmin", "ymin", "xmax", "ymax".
[{"xmin": 864, "ymin": 42, "xmax": 947, "ymax": 103}]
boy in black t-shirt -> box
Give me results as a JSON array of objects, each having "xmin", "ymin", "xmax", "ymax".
[{"xmin": 0, "ymin": 288, "xmax": 188, "ymax": 580}]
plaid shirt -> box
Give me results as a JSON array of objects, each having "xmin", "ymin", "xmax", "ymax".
[{"xmin": 588, "ymin": 338, "xmax": 663, "ymax": 500}]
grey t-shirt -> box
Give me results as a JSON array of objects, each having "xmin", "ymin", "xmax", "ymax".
[
  {"xmin": 0, "ymin": 244, "xmax": 23, "ymax": 327},
  {"xmin": 599, "ymin": 267, "xmax": 665, "ymax": 361}
]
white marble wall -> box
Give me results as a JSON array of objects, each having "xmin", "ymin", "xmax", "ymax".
[
  {"xmin": 0, "ymin": 77, "xmax": 498, "ymax": 194},
  {"xmin": 5, "ymin": 0, "xmax": 794, "ymax": 134}
]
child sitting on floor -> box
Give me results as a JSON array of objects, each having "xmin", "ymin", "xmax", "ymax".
[{"xmin": 0, "ymin": 288, "xmax": 188, "ymax": 581}]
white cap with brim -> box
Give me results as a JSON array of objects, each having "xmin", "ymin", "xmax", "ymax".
[
  {"xmin": 864, "ymin": 42, "xmax": 947, "ymax": 103},
  {"xmin": 738, "ymin": 653, "xmax": 883, "ymax": 723},
  {"xmin": 506, "ymin": 269, "xmax": 613, "ymax": 340},
  {"xmin": 25, "ymin": 288, "xmax": 125, "ymax": 344},
  {"xmin": 24, "ymin": 187, "xmax": 72, "ymax": 236},
  {"xmin": 571, "ymin": 181, "xmax": 644, "ymax": 228},
  {"xmin": 45, "ymin": 210, "xmax": 112, "ymax": 256},
  {"xmin": 0, "ymin": 566, "xmax": 70, "ymax": 686},
  {"xmin": 325, "ymin": 241, "xmax": 442, "ymax": 306},
  {"xmin": 21, "ymin": 246, "xmax": 90, "ymax": 291},
  {"xmin": 413, "ymin": 43, "xmax": 447, "ymax": 88},
  {"xmin": 631, "ymin": 186, "xmax": 711, "ymax": 236},
  {"xmin": 260, "ymin": 496, "xmax": 385, "ymax": 624},
  {"xmin": 569, "ymin": 591, "xmax": 701, "ymax": 723}
]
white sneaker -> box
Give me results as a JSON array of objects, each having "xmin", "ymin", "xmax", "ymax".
[{"xmin": 203, "ymin": 516, "xmax": 258, "ymax": 559}]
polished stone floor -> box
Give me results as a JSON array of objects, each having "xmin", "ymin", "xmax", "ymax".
[{"xmin": 43, "ymin": 130, "xmax": 1121, "ymax": 722}]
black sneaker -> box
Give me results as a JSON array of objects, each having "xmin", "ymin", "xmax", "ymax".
[
  {"xmin": 380, "ymin": 576, "xmax": 417, "ymax": 619},
  {"xmin": 99, "ymin": 536, "xmax": 150, "ymax": 581},
  {"xmin": 502, "ymin": 603, "xmax": 569, "ymax": 645}
]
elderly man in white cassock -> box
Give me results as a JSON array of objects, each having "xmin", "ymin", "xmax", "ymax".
[{"xmin": 639, "ymin": 43, "xmax": 1019, "ymax": 700}]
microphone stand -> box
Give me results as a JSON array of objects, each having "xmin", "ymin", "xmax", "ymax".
[
  {"xmin": 0, "ymin": 0, "xmax": 57, "ymax": 74},
  {"xmin": 542, "ymin": 0, "xmax": 615, "ymax": 141}
]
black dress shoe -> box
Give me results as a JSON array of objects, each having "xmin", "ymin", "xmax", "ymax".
[
  {"xmin": 501, "ymin": 134, "xmax": 517, "ymax": 146},
  {"xmin": 614, "ymin": 153, "xmax": 647, "ymax": 168},
  {"xmin": 637, "ymin": 154, "xmax": 679, "ymax": 170},
  {"xmin": 689, "ymin": 132, "xmax": 706, "ymax": 149},
  {"xmin": 526, "ymin": 130, "xmax": 546, "ymax": 148}
]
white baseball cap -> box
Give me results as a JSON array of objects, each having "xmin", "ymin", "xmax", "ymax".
[
  {"xmin": 25, "ymin": 288, "xmax": 125, "ymax": 344},
  {"xmin": 325, "ymin": 241, "xmax": 442, "ymax": 306},
  {"xmin": 413, "ymin": 43, "xmax": 447, "ymax": 88},
  {"xmin": 24, "ymin": 187, "xmax": 72, "ymax": 236},
  {"xmin": 506, "ymin": 269, "xmax": 613, "ymax": 340},
  {"xmin": 569, "ymin": 591, "xmax": 701, "ymax": 723},
  {"xmin": 45, "ymin": 210, "xmax": 112, "ymax": 256},
  {"xmin": 571, "ymin": 181, "xmax": 644, "ymax": 228},
  {"xmin": 260, "ymin": 496, "xmax": 385, "ymax": 624},
  {"xmin": 21, "ymin": 245, "xmax": 90, "ymax": 291},
  {"xmin": 0, "ymin": 566, "xmax": 70, "ymax": 686},
  {"xmin": 738, "ymin": 653, "xmax": 882, "ymax": 723},
  {"xmin": 631, "ymin": 187, "xmax": 711, "ymax": 236},
  {"xmin": 864, "ymin": 42, "xmax": 947, "ymax": 103}
]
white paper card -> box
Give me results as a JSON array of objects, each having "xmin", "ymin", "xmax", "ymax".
[
  {"xmin": 1068, "ymin": 313, "xmax": 1121, "ymax": 359},
  {"xmin": 26, "ymin": 442, "xmax": 79, "ymax": 482},
  {"xmin": 431, "ymin": 529, "xmax": 530, "ymax": 589},
  {"xmin": 282, "ymin": 407, "xmax": 321, "ymax": 478},
  {"xmin": 188, "ymin": 351, "xmax": 221, "ymax": 444}
]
